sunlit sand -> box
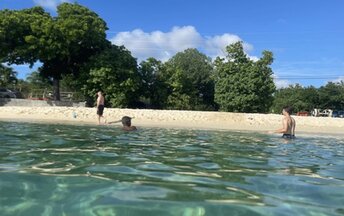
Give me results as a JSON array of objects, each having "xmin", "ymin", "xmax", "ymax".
[{"xmin": 1, "ymin": 106, "xmax": 343, "ymax": 135}]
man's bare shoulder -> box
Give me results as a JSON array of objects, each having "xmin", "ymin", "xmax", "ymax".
[
  {"xmin": 291, "ymin": 116, "xmax": 296, "ymax": 123},
  {"xmin": 122, "ymin": 126, "xmax": 137, "ymax": 131}
]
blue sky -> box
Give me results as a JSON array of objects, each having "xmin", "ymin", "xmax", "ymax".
[{"xmin": 1, "ymin": 0, "xmax": 343, "ymax": 88}]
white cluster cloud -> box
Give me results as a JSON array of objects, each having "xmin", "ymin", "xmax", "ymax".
[
  {"xmin": 332, "ymin": 76, "xmax": 344, "ymax": 83},
  {"xmin": 111, "ymin": 26, "xmax": 203, "ymax": 62},
  {"xmin": 204, "ymin": 34, "xmax": 254, "ymax": 59},
  {"xmin": 273, "ymin": 75, "xmax": 292, "ymax": 89},
  {"xmin": 33, "ymin": 0, "xmax": 70, "ymax": 10},
  {"xmin": 110, "ymin": 26, "xmax": 255, "ymax": 62}
]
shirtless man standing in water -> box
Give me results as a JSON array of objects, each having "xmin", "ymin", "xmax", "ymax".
[
  {"xmin": 274, "ymin": 106, "xmax": 296, "ymax": 139},
  {"xmin": 96, "ymin": 91, "xmax": 105, "ymax": 125}
]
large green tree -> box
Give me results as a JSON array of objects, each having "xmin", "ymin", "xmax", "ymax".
[
  {"xmin": 161, "ymin": 48, "xmax": 215, "ymax": 110},
  {"xmin": 81, "ymin": 45, "xmax": 141, "ymax": 108},
  {"xmin": 138, "ymin": 57, "xmax": 168, "ymax": 108},
  {"xmin": 214, "ymin": 42, "xmax": 275, "ymax": 113},
  {"xmin": 0, "ymin": 3, "xmax": 108, "ymax": 100}
]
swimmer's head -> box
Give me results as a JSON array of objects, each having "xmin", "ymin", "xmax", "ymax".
[
  {"xmin": 121, "ymin": 116, "xmax": 132, "ymax": 126},
  {"xmin": 282, "ymin": 106, "xmax": 293, "ymax": 115}
]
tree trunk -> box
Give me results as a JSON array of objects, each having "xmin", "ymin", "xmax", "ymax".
[{"xmin": 53, "ymin": 78, "xmax": 60, "ymax": 101}]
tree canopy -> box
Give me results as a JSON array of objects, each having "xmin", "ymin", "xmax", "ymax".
[
  {"xmin": 271, "ymin": 84, "xmax": 319, "ymax": 113},
  {"xmin": 0, "ymin": 64, "xmax": 17, "ymax": 87},
  {"xmin": 138, "ymin": 57, "xmax": 167, "ymax": 108},
  {"xmin": 272, "ymin": 81, "xmax": 344, "ymax": 113},
  {"xmin": 81, "ymin": 45, "xmax": 141, "ymax": 107},
  {"xmin": 214, "ymin": 42, "xmax": 276, "ymax": 113},
  {"xmin": 0, "ymin": 3, "xmax": 108, "ymax": 100},
  {"xmin": 318, "ymin": 81, "xmax": 344, "ymax": 110},
  {"xmin": 160, "ymin": 48, "xmax": 215, "ymax": 110}
]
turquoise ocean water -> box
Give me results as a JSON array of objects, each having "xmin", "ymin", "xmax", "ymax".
[{"xmin": 0, "ymin": 121, "xmax": 343, "ymax": 216}]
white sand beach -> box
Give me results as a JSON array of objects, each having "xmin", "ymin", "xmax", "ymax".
[{"xmin": 1, "ymin": 106, "xmax": 343, "ymax": 135}]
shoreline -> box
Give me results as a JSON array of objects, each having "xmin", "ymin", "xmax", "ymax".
[
  {"xmin": 1, "ymin": 117, "xmax": 343, "ymax": 138},
  {"xmin": 0, "ymin": 106, "xmax": 343, "ymax": 135}
]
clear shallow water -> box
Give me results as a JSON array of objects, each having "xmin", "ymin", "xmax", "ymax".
[{"xmin": 0, "ymin": 121, "xmax": 343, "ymax": 216}]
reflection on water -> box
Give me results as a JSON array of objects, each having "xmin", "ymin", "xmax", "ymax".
[{"xmin": 0, "ymin": 121, "xmax": 343, "ymax": 216}]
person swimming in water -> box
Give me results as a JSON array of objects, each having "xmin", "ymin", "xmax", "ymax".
[
  {"xmin": 121, "ymin": 116, "xmax": 137, "ymax": 131},
  {"xmin": 273, "ymin": 106, "xmax": 296, "ymax": 139}
]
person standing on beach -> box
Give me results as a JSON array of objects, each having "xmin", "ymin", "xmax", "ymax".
[
  {"xmin": 96, "ymin": 91, "xmax": 105, "ymax": 125},
  {"xmin": 273, "ymin": 106, "xmax": 296, "ymax": 139}
]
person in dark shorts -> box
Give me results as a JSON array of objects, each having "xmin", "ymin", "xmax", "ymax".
[
  {"xmin": 282, "ymin": 133, "xmax": 295, "ymax": 139},
  {"xmin": 97, "ymin": 104, "xmax": 104, "ymax": 116},
  {"xmin": 96, "ymin": 91, "xmax": 105, "ymax": 125},
  {"xmin": 121, "ymin": 116, "xmax": 137, "ymax": 131},
  {"xmin": 273, "ymin": 106, "xmax": 296, "ymax": 139}
]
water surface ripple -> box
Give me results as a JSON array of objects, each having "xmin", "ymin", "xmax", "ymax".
[{"xmin": 0, "ymin": 121, "xmax": 343, "ymax": 216}]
